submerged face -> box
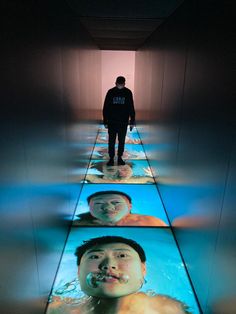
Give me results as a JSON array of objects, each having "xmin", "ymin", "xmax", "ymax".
[
  {"xmin": 78, "ymin": 242, "xmax": 146, "ymax": 298},
  {"xmin": 89, "ymin": 194, "xmax": 132, "ymax": 223},
  {"xmin": 102, "ymin": 165, "xmax": 133, "ymax": 180}
]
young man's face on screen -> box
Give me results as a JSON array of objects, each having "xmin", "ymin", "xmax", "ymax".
[
  {"xmin": 102, "ymin": 165, "xmax": 133, "ymax": 180},
  {"xmin": 89, "ymin": 194, "xmax": 131, "ymax": 223},
  {"xmin": 78, "ymin": 242, "xmax": 146, "ymax": 298}
]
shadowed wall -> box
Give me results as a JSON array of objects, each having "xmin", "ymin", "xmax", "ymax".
[
  {"xmin": 0, "ymin": 1, "xmax": 101, "ymax": 313},
  {"xmin": 135, "ymin": 0, "xmax": 235, "ymax": 312}
]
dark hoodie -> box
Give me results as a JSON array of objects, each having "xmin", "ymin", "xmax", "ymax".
[{"xmin": 103, "ymin": 86, "xmax": 135, "ymax": 125}]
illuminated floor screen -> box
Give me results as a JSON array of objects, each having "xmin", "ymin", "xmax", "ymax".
[{"xmin": 46, "ymin": 125, "xmax": 200, "ymax": 314}]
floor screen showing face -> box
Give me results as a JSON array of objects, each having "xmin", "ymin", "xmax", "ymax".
[
  {"xmin": 46, "ymin": 125, "xmax": 200, "ymax": 314},
  {"xmin": 85, "ymin": 160, "xmax": 154, "ymax": 184},
  {"xmin": 47, "ymin": 228, "xmax": 199, "ymax": 314},
  {"xmin": 73, "ymin": 184, "xmax": 169, "ymax": 226}
]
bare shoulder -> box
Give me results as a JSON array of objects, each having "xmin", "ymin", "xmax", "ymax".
[
  {"xmin": 73, "ymin": 219, "xmax": 95, "ymax": 226},
  {"xmin": 133, "ymin": 293, "xmax": 191, "ymax": 314},
  {"xmin": 85, "ymin": 174, "xmax": 105, "ymax": 183},
  {"xmin": 134, "ymin": 214, "xmax": 167, "ymax": 226},
  {"xmin": 46, "ymin": 298, "xmax": 83, "ymax": 314},
  {"xmin": 148, "ymin": 294, "xmax": 191, "ymax": 314},
  {"xmin": 47, "ymin": 305, "xmax": 82, "ymax": 314},
  {"xmin": 46, "ymin": 303, "xmax": 68, "ymax": 314}
]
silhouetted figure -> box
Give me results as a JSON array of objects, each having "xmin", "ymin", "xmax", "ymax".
[{"xmin": 103, "ymin": 76, "xmax": 135, "ymax": 166}]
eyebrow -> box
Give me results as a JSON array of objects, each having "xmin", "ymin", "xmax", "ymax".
[
  {"xmin": 85, "ymin": 248, "xmax": 132, "ymax": 255},
  {"xmin": 92, "ymin": 197, "xmax": 125, "ymax": 201}
]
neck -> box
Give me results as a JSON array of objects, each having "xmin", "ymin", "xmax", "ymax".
[
  {"xmin": 103, "ymin": 213, "xmax": 131, "ymax": 225},
  {"xmin": 84, "ymin": 295, "xmax": 132, "ymax": 314}
]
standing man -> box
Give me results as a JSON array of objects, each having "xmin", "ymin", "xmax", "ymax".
[{"xmin": 103, "ymin": 76, "xmax": 135, "ymax": 166}]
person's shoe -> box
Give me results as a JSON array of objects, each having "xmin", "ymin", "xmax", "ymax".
[
  {"xmin": 117, "ymin": 157, "xmax": 125, "ymax": 165},
  {"xmin": 107, "ymin": 158, "xmax": 114, "ymax": 166}
]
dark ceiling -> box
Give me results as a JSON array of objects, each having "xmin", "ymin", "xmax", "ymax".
[{"xmin": 65, "ymin": 0, "xmax": 184, "ymax": 50}]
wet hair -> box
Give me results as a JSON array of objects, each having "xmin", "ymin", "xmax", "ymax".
[
  {"xmin": 87, "ymin": 190, "xmax": 132, "ymax": 204},
  {"xmin": 75, "ymin": 236, "xmax": 146, "ymax": 265},
  {"xmin": 116, "ymin": 76, "xmax": 125, "ymax": 84}
]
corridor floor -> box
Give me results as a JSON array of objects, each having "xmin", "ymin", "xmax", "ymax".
[{"xmin": 46, "ymin": 125, "xmax": 200, "ymax": 313}]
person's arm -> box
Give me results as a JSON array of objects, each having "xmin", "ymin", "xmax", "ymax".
[
  {"xmin": 46, "ymin": 297, "xmax": 70, "ymax": 314},
  {"xmin": 103, "ymin": 90, "xmax": 110, "ymax": 126},
  {"xmin": 85, "ymin": 174, "xmax": 106, "ymax": 183},
  {"xmin": 142, "ymin": 215, "xmax": 168, "ymax": 227},
  {"xmin": 129, "ymin": 90, "xmax": 135, "ymax": 126}
]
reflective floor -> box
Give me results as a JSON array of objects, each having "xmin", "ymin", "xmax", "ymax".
[{"xmin": 46, "ymin": 125, "xmax": 200, "ymax": 313}]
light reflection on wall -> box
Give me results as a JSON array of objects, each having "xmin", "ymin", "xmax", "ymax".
[{"xmin": 0, "ymin": 2, "xmax": 101, "ymax": 313}]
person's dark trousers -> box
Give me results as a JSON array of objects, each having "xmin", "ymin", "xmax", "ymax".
[{"xmin": 108, "ymin": 123, "xmax": 128, "ymax": 159}]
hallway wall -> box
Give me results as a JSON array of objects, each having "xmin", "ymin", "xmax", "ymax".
[
  {"xmin": 134, "ymin": 0, "xmax": 235, "ymax": 312},
  {"xmin": 101, "ymin": 50, "xmax": 135, "ymax": 103},
  {"xmin": 0, "ymin": 2, "xmax": 101, "ymax": 314}
]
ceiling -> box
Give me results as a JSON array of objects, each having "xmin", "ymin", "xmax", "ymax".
[{"xmin": 65, "ymin": 0, "xmax": 184, "ymax": 50}]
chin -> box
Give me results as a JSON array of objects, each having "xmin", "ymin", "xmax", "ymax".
[
  {"xmin": 97, "ymin": 291, "xmax": 130, "ymax": 299},
  {"xmin": 102, "ymin": 217, "xmax": 117, "ymax": 223},
  {"xmin": 100, "ymin": 286, "xmax": 138, "ymax": 298},
  {"xmin": 102, "ymin": 215, "xmax": 121, "ymax": 222}
]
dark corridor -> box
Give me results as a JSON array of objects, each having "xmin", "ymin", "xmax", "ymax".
[{"xmin": 0, "ymin": 1, "xmax": 235, "ymax": 314}]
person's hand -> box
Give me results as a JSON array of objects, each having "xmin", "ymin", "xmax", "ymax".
[
  {"xmin": 88, "ymin": 162, "xmax": 95, "ymax": 169},
  {"xmin": 143, "ymin": 166, "xmax": 153, "ymax": 177},
  {"xmin": 126, "ymin": 138, "xmax": 141, "ymax": 144}
]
